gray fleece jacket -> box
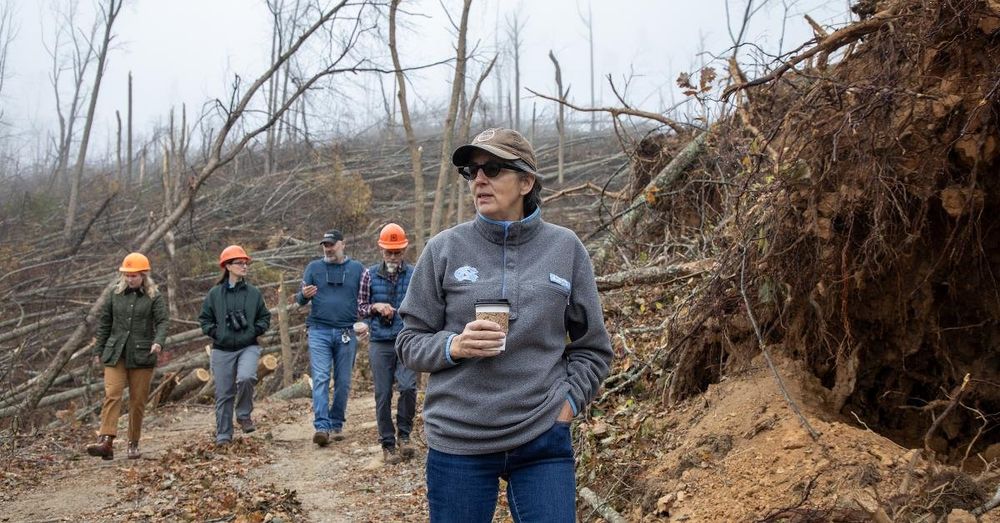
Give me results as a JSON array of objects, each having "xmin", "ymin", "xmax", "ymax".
[{"xmin": 396, "ymin": 209, "xmax": 613, "ymax": 455}]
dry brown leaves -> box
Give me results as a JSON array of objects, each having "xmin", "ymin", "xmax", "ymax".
[{"xmin": 110, "ymin": 438, "xmax": 302, "ymax": 522}]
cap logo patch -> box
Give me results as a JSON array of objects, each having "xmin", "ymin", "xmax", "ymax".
[{"xmin": 474, "ymin": 129, "xmax": 496, "ymax": 142}]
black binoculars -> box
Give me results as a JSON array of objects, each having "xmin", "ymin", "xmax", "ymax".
[
  {"xmin": 377, "ymin": 314, "xmax": 393, "ymax": 326},
  {"xmin": 226, "ymin": 310, "xmax": 249, "ymax": 331}
]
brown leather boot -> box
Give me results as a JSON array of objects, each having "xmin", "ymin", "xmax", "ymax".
[
  {"xmin": 127, "ymin": 441, "xmax": 141, "ymax": 459},
  {"xmin": 86, "ymin": 435, "xmax": 114, "ymax": 460}
]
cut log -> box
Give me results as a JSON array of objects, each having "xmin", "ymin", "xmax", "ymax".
[
  {"xmin": 168, "ymin": 368, "xmax": 212, "ymax": 402},
  {"xmin": 257, "ymin": 354, "xmax": 279, "ymax": 380},
  {"xmin": 270, "ymin": 374, "xmax": 312, "ymax": 401}
]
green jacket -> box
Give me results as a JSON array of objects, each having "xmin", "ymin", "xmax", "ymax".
[
  {"xmin": 94, "ymin": 288, "xmax": 169, "ymax": 369},
  {"xmin": 198, "ymin": 280, "xmax": 271, "ymax": 351}
]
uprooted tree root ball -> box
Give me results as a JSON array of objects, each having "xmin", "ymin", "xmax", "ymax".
[
  {"xmin": 588, "ymin": 1, "xmax": 999, "ymax": 517},
  {"xmin": 680, "ymin": 0, "xmax": 997, "ymax": 463}
]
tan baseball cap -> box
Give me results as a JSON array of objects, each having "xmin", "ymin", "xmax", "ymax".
[{"xmin": 452, "ymin": 128, "xmax": 537, "ymax": 174}]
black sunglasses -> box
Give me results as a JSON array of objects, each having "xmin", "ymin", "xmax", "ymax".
[{"xmin": 457, "ymin": 161, "xmax": 524, "ymax": 181}]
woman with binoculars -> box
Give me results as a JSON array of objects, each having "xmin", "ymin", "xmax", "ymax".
[
  {"xmin": 86, "ymin": 252, "xmax": 169, "ymax": 460},
  {"xmin": 198, "ymin": 245, "xmax": 271, "ymax": 446}
]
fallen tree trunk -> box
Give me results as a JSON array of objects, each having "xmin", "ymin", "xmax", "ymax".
[
  {"xmin": 578, "ymin": 487, "xmax": 627, "ymax": 523},
  {"xmin": 0, "ymin": 382, "xmax": 104, "ymax": 419},
  {"xmin": 146, "ymin": 371, "xmax": 178, "ymax": 409},
  {"xmin": 270, "ymin": 374, "xmax": 312, "ymax": 400},
  {"xmin": 595, "ymin": 260, "xmax": 715, "ymax": 291},
  {"xmin": 592, "ymin": 132, "xmax": 708, "ymax": 271},
  {"xmin": 0, "ymin": 312, "xmax": 80, "ymax": 344},
  {"xmin": 168, "ymin": 368, "xmax": 212, "ymax": 402}
]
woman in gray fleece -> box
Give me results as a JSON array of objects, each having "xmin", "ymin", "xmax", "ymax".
[{"xmin": 396, "ymin": 128, "xmax": 613, "ymax": 522}]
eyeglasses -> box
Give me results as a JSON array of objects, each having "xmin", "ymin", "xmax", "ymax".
[
  {"xmin": 326, "ymin": 267, "xmax": 346, "ymax": 286},
  {"xmin": 457, "ymin": 161, "xmax": 524, "ymax": 181},
  {"xmin": 228, "ymin": 260, "xmax": 251, "ymax": 267},
  {"xmin": 384, "ymin": 250, "xmax": 404, "ymax": 256}
]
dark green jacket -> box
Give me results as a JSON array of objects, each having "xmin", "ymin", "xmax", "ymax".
[
  {"xmin": 94, "ymin": 288, "xmax": 169, "ymax": 369},
  {"xmin": 198, "ymin": 280, "xmax": 271, "ymax": 351}
]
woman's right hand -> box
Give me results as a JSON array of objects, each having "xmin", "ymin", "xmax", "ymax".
[{"xmin": 450, "ymin": 320, "xmax": 506, "ymax": 360}]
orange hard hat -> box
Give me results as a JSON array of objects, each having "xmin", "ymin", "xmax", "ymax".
[
  {"xmin": 119, "ymin": 252, "xmax": 151, "ymax": 273},
  {"xmin": 378, "ymin": 223, "xmax": 409, "ymax": 249},
  {"xmin": 219, "ymin": 245, "xmax": 251, "ymax": 268}
]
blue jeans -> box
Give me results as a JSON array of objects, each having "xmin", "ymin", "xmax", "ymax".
[
  {"xmin": 369, "ymin": 339, "xmax": 416, "ymax": 447},
  {"xmin": 307, "ymin": 326, "xmax": 357, "ymax": 432},
  {"xmin": 426, "ymin": 421, "xmax": 576, "ymax": 523}
]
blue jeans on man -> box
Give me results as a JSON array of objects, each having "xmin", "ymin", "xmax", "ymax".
[
  {"xmin": 369, "ymin": 339, "xmax": 416, "ymax": 449},
  {"xmin": 425, "ymin": 421, "xmax": 576, "ymax": 522},
  {"xmin": 308, "ymin": 326, "xmax": 357, "ymax": 433}
]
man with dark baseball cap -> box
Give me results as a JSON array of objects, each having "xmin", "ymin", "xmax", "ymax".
[
  {"xmin": 319, "ymin": 230, "xmax": 344, "ymax": 244},
  {"xmin": 296, "ymin": 227, "xmax": 368, "ymax": 447}
]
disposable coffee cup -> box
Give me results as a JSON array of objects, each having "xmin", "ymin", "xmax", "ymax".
[
  {"xmin": 352, "ymin": 321, "xmax": 369, "ymax": 336},
  {"xmin": 475, "ymin": 299, "xmax": 510, "ymax": 352}
]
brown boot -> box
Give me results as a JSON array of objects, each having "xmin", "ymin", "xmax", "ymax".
[
  {"xmin": 127, "ymin": 441, "xmax": 141, "ymax": 459},
  {"xmin": 86, "ymin": 435, "xmax": 115, "ymax": 460},
  {"xmin": 383, "ymin": 445, "xmax": 403, "ymax": 465}
]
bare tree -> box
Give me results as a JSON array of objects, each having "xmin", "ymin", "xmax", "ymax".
[
  {"xmin": 429, "ymin": 0, "xmax": 472, "ymax": 236},
  {"xmin": 548, "ymin": 50, "xmax": 569, "ymax": 184},
  {"xmin": 126, "ymin": 71, "xmax": 132, "ymax": 181},
  {"xmin": 15, "ymin": 0, "xmax": 377, "ymax": 423},
  {"xmin": 388, "ymin": 0, "xmax": 426, "ymax": 253},
  {"xmin": 505, "ymin": 12, "xmax": 525, "ymax": 131},
  {"xmin": 0, "ymin": 1, "xmax": 15, "ymax": 123},
  {"xmin": 455, "ymin": 54, "xmax": 497, "ymax": 225},
  {"xmin": 63, "ymin": 0, "xmax": 123, "ymax": 241},
  {"xmin": 45, "ymin": 1, "xmax": 99, "ymax": 190},
  {"xmin": 579, "ymin": 0, "xmax": 595, "ymax": 132}
]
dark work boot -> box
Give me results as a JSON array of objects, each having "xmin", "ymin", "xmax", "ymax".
[
  {"xmin": 383, "ymin": 445, "xmax": 403, "ymax": 465},
  {"xmin": 127, "ymin": 441, "xmax": 141, "ymax": 459},
  {"xmin": 86, "ymin": 435, "xmax": 115, "ymax": 460},
  {"xmin": 398, "ymin": 436, "xmax": 415, "ymax": 459}
]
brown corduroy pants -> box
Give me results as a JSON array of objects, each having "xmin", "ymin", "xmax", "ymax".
[{"xmin": 98, "ymin": 360, "xmax": 154, "ymax": 442}]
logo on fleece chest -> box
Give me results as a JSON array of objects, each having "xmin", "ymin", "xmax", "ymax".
[{"xmin": 453, "ymin": 265, "xmax": 479, "ymax": 282}]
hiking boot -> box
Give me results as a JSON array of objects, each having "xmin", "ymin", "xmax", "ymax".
[
  {"xmin": 331, "ymin": 428, "xmax": 345, "ymax": 441},
  {"xmin": 313, "ymin": 431, "xmax": 330, "ymax": 447},
  {"xmin": 127, "ymin": 441, "xmax": 141, "ymax": 460},
  {"xmin": 237, "ymin": 417, "xmax": 256, "ymax": 434},
  {"xmin": 398, "ymin": 437, "xmax": 415, "ymax": 459},
  {"xmin": 216, "ymin": 438, "xmax": 231, "ymax": 448},
  {"xmin": 86, "ymin": 435, "xmax": 115, "ymax": 460},
  {"xmin": 383, "ymin": 446, "xmax": 404, "ymax": 465}
]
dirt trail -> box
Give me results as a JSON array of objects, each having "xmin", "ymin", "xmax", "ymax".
[{"xmin": 1, "ymin": 391, "xmax": 428, "ymax": 522}]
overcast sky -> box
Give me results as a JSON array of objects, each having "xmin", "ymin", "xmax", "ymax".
[{"xmin": 0, "ymin": 0, "xmax": 850, "ymax": 161}]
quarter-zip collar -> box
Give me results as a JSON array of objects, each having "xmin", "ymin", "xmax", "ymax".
[{"xmin": 473, "ymin": 207, "xmax": 542, "ymax": 246}]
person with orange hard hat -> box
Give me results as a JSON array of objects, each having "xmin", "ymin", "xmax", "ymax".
[
  {"xmin": 357, "ymin": 223, "xmax": 417, "ymax": 464},
  {"xmin": 198, "ymin": 245, "xmax": 271, "ymax": 446},
  {"xmin": 86, "ymin": 252, "xmax": 169, "ymax": 460}
]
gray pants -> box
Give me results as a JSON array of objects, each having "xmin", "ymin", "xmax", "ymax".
[
  {"xmin": 210, "ymin": 345, "xmax": 261, "ymax": 442},
  {"xmin": 369, "ymin": 339, "xmax": 416, "ymax": 448}
]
